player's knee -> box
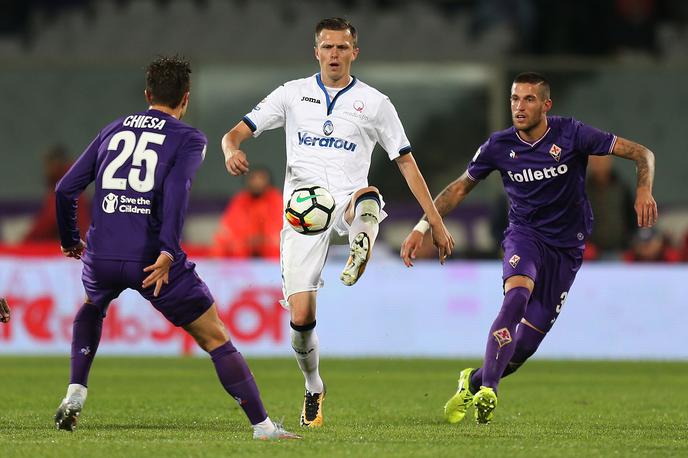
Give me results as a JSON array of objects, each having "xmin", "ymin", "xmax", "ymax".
[
  {"xmin": 74, "ymin": 302, "xmax": 104, "ymax": 322},
  {"xmin": 187, "ymin": 321, "xmax": 229, "ymax": 353},
  {"xmin": 288, "ymin": 293, "xmax": 316, "ymax": 325},
  {"xmin": 501, "ymin": 286, "xmax": 530, "ymax": 316},
  {"xmin": 290, "ymin": 311, "xmax": 316, "ymax": 327},
  {"xmin": 359, "ymin": 185, "xmax": 380, "ymax": 196}
]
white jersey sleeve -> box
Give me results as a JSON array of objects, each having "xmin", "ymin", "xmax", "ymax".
[
  {"xmin": 374, "ymin": 97, "xmax": 412, "ymax": 160},
  {"xmin": 242, "ymin": 85, "xmax": 287, "ymax": 137}
]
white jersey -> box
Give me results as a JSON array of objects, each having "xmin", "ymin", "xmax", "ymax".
[{"xmin": 243, "ymin": 73, "xmax": 411, "ymax": 205}]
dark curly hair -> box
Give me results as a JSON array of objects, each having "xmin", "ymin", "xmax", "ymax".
[{"xmin": 145, "ymin": 55, "xmax": 191, "ymax": 108}]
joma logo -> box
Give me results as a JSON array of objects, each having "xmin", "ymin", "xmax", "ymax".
[{"xmin": 301, "ymin": 96, "xmax": 321, "ymax": 104}]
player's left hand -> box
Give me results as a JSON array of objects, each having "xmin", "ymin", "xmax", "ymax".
[
  {"xmin": 0, "ymin": 298, "xmax": 10, "ymax": 323},
  {"xmin": 225, "ymin": 149, "xmax": 250, "ymax": 176},
  {"xmin": 429, "ymin": 220, "xmax": 455, "ymax": 265},
  {"xmin": 61, "ymin": 240, "xmax": 86, "ymax": 260},
  {"xmin": 635, "ymin": 187, "xmax": 658, "ymax": 227},
  {"xmin": 142, "ymin": 253, "xmax": 173, "ymax": 297}
]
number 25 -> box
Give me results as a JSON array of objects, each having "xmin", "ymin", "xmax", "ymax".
[{"xmin": 102, "ymin": 131, "xmax": 164, "ymax": 192}]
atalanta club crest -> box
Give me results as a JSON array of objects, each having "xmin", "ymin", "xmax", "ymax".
[
  {"xmin": 509, "ymin": 254, "xmax": 520, "ymax": 268},
  {"xmin": 323, "ymin": 120, "xmax": 334, "ymax": 136},
  {"xmin": 549, "ymin": 143, "xmax": 562, "ymax": 162}
]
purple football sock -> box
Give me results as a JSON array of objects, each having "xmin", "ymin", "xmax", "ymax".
[
  {"xmin": 479, "ymin": 286, "xmax": 531, "ymax": 392},
  {"xmin": 209, "ymin": 341, "xmax": 268, "ymax": 425},
  {"xmin": 70, "ymin": 303, "xmax": 104, "ymax": 387},
  {"xmin": 469, "ymin": 321, "xmax": 546, "ymax": 393}
]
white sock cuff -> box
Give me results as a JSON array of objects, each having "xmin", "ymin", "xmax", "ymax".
[
  {"xmin": 355, "ymin": 196, "xmax": 380, "ymax": 221},
  {"xmin": 65, "ymin": 383, "xmax": 87, "ymax": 403},
  {"xmin": 290, "ymin": 325, "xmax": 317, "ymax": 348},
  {"xmin": 252, "ymin": 416, "xmax": 276, "ymax": 432}
]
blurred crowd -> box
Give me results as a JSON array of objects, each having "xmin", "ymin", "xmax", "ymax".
[
  {"xmin": 3, "ymin": 143, "xmax": 688, "ymax": 263},
  {"xmin": 2, "ymin": 0, "xmax": 688, "ymax": 60},
  {"xmin": 1, "ymin": 0, "xmax": 687, "ymax": 262}
]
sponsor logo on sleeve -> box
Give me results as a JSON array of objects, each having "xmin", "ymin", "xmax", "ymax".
[
  {"xmin": 549, "ymin": 143, "xmax": 562, "ymax": 161},
  {"xmin": 493, "ymin": 328, "xmax": 513, "ymax": 348},
  {"xmin": 252, "ymin": 98, "xmax": 267, "ymax": 111},
  {"xmin": 509, "ymin": 254, "xmax": 520, "ymax": 268}
]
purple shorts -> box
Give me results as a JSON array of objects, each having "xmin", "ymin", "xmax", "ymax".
[
  {"xmin": 81, "ymin": 253, "xmax": 214, "ymax": 327},
  {"xmin": 501, "ymin": 228, "xmax": 583, "ymax": 333}
]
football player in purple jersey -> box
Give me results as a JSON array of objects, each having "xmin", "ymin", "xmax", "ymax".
[
  {"xmin": 54, "ymin": 56, "xmax": 299, "ymax": 440},
  {"xmin": 401, "ymin": 72, "xmax": 657, "ymax": 424}
]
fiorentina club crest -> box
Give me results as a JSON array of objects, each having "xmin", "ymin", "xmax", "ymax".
[
  {"xmin": 493, "ymin": 328, "xmax": 513, "ymax": 348},
  {"xmin": 509, "ymin": 254, "xmax": 520, "ymax": 268},
  {"xmin": 549, "ymin": 143, "xmax": 562, "ymax": 162}
]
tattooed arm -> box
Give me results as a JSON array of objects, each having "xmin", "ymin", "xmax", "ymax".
[
  {"xmin": 400, "ymin": 171, "xmax": 479, "ymax": 266},
  {"xmin": 611, "ymin": 137, "xmax": 658, "ymax": 227},
  {"xmin": 421, "ymin": 171, "xmax": 479, "ymax": 219}
]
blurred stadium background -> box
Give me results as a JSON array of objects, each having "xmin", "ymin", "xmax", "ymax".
[{"xmin": 1, "ymin": 0, "xmax": 687, "ymax": 359}]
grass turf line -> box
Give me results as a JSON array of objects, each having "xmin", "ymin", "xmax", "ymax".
[{"xmin": 2, "ymin": 357, "xmax": 687, "ymax": 457}]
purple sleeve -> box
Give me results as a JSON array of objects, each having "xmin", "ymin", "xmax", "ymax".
[
  {"xmin": 466, "ymin": 139, "xmax": 494, "ymax": 181},
  {"xmin": 573, "ymin": 119, "xmax": 617, "ymax": 156},
  {"xmin": 55, "ymin": 134, "xmax": 100, "ymax": 248},
  {"xmin": 158, "ymin": 132, "xmax": 206, "ymax": 259}
]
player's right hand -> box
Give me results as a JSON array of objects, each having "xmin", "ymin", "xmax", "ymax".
[
  {"xmin": 225, "ymin": 149, "xmax": 250, "ymax": 176},
  {"xmin": 400, "ymin": 230, "xmax": 424, "ymax": 268},
  {"xmin": 0, "ymin": 298, "xmax": 10, "ymax": 323},
  {"xmin": 430, "ymin": 220, "xmax": 454, "ymax": 265},
  {"xmin": 142, "ymin": 253, "xmax": 173, "ymax": 297},
  {"xmin": 61, "ymin": 240, "xmax": 86, "ymax": 260}
]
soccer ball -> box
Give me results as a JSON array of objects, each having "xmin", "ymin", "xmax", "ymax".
[{"xmin": 285, "ymin": 186, "xmax": 336, "ymax": 235}]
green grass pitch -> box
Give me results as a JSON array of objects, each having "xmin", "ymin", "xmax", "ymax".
[{"xmin": 3, "ymin": 357, "xmax": 687, "ymax": 457}]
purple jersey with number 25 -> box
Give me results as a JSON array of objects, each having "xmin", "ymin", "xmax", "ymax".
[{"xmin": 56, "ymin": 109, "xmax": 207, "ymax": 263}]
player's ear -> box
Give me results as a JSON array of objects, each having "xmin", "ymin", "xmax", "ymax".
[
  {"xmin": 144, "ymin": 89, "xmax": 153, "ymax": 105},
  {"xmin": 543, "ymin": 98, "xmax": 553, "ymax": 113},
  {"xmin": 352, "ymin": 47, "xmax": 360, "ymax": 61}
]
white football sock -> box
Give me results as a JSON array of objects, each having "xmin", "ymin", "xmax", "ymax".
[
  {"xmin": 64, "ymin": 383, "xmax": 87, "ymax": 405},
  {"xmin": 349, "ymin": 196, "xmax": 380, "ymax": 246},
  {"xmin": 290, "ymin": 325, "xmax": 324, "ymax": 393},
  {"xmin": 252, "ymin": 416, "xmax": 276, "ymax": 433}
]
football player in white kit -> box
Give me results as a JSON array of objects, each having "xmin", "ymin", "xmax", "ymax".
[{"xmin": 222, "ymin": 17, "xmax": 454, "ymax": 428}]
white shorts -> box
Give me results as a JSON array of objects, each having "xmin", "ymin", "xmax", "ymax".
[{"xmin": 280, "ymin": 192, "xmax": 387, "ymax": 301}]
